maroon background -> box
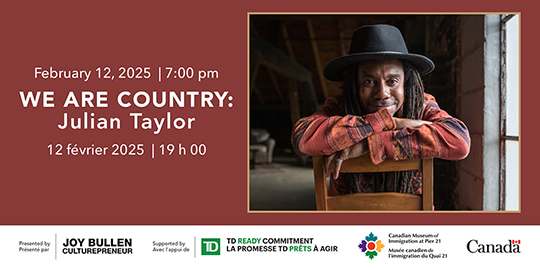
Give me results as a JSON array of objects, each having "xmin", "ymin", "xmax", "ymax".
[{"xmin": 0, "ymin": 1, "xmax": 534, "ymax": 225}]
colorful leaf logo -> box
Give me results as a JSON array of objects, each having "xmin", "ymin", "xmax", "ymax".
[{"xmin": 358, "ymin": 232, "xmax": 385, "ymax": 259}]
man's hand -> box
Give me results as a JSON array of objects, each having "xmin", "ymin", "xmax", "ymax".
[
  {"xmin": 324, "ymin": 140, "xmax": 368, "ymax": 180},
  {"xmin": 324, "ymin": 118, "xmax": 432, "ymax": 180},
  {"xmin": 393, "ymin": 117, "xmax": 432, "ymax": 129}
]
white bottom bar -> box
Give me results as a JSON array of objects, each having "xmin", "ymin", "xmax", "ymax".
[{"xmin": 0, "ymin": 225, "xmax": 534, "ymax": 269}]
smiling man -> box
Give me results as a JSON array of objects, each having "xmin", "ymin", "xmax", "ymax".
[{"xmin": 291, "ymin": 24, "xmax": 470, "ymax": 195}]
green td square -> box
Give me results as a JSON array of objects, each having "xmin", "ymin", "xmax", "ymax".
[{"xmin": 201, "ymin": 238, "xmax": 220, "ymax": 255}]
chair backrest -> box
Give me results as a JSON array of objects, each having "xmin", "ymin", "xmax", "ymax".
[{"xmin": 313, "ymin": 154, "xmax": 433, "ymax": 211}]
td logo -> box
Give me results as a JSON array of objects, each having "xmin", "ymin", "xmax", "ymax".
[{"xmin": 201, "ymin": 238, "xmax": 220, "ymax": 255}]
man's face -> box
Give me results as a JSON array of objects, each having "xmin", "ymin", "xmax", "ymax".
[{"xmin": 357, "ymin": 59, "xmax": 405, "ymax": 116}]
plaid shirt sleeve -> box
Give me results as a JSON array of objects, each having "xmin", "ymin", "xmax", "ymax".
[
  {"xmin": 292, "ymin": 93, "xmax": 470, "ymax": 165},
  {"xmin": 367, "ymin": 93, "xmax": 470, "ymax": 164},
  {"xmin": 291, "ymin": 96, "xmax": 396, "ymax": 157}
]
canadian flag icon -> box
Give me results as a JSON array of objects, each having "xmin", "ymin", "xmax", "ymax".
[{"xmin": 512, "ymin": 240, "xmax": 521, "ymax": 244}]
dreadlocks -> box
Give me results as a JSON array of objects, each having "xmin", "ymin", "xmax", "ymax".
[{"xmin": 340, "ymin": 59, "xmax": 425, "ymax": 194}]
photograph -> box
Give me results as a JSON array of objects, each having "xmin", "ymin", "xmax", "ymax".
[{"xmin": 249, "ymin": 13, "xmax": 520, "ymax": 212}]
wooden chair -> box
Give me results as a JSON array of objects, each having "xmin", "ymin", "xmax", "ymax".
[{"xmin": 313, "ymin": 154, "xmax": 433, "ymax": 211}]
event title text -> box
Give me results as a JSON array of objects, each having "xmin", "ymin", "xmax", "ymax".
[{"xmin": 18, "ymin": 66, "xmax": 233, "ymax": 135}]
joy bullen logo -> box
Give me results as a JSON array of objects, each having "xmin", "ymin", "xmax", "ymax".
[{"xmin": 201, "ymin": 238, "xmax": 220, "ymax": 255}]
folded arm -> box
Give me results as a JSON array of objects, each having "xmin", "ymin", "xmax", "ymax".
[
  {"xmin": 367, "ymin": 94, "xmax": 470, "ymax": 164},
  {"xmin": 291, "ymin": 93, "xmax": 470, "ymax": 165},
  {"xmin": 291, "ymin": 96, "xmax": 396, "ymax": 157}
]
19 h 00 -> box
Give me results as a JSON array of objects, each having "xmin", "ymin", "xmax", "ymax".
[{"xmin": 159, "ymin": 143, "xmax": 206, "ymax": 156}]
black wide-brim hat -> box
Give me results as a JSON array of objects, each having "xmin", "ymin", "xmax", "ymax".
[{"xmin": 324, "ymin": 24, "xmax": 435, "ymax": 82}]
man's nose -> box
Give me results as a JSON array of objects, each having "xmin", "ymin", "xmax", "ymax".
[{"xmin": 373, "ymin": 82, "xmax": 391, "ymax": 99}]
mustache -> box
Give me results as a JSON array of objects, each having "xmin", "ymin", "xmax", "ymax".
[{"xmin": 368, "ymin": 100, "xmax": 398, "ymax": 107}]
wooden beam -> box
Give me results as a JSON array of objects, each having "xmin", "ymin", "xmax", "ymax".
[
  {"xmin": 249, "ymin": 52, "xmax": 262, "ymax": 93},
  {"xmin": 266, "ymin": 67, "xmax": 286, "ymax": 104},
  {"xmin": 282, "ymin": 22, "xmax": 317, "ymax": 109},
  {"xmin": 282, "ymin": 22, "xmax": 297, "ymax": 61},
  {"xmin": 249, "ymin": 52, "xmax": 265, "ymax": 104},
  {"xmin": 250, "ymin": 32, "xmax": 312, "ymax": 82},
  {"xmin": 288, "ymin": 79, "xmax": 300, "ymax": 124},
  {"xmin": 306, "ymin": 19, "xmax": 329, "ymax": 99},
  {"xmin": 250, "ymin": 31, "xmax": 320, "ymax": 117},
  {"xmin": 251, "ymin": 86, "xmax": 265, "ymax": 105},
  {"xmin": 289, "ymin": 79, "xmax": 307, "ymax": 165}
]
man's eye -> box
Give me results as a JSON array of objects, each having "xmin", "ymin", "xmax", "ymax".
[
  {"xmin": 387, "ymin": 79, "xmax": 398, "ymax": 85},
  {"xmin": 364, "ymin": 80, "xmax": 374, "ymax": 85}
]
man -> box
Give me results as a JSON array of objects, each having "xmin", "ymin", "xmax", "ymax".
[{"xmin": 291, "ymin": 24, "xmax": 470, "ymax": 195}]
